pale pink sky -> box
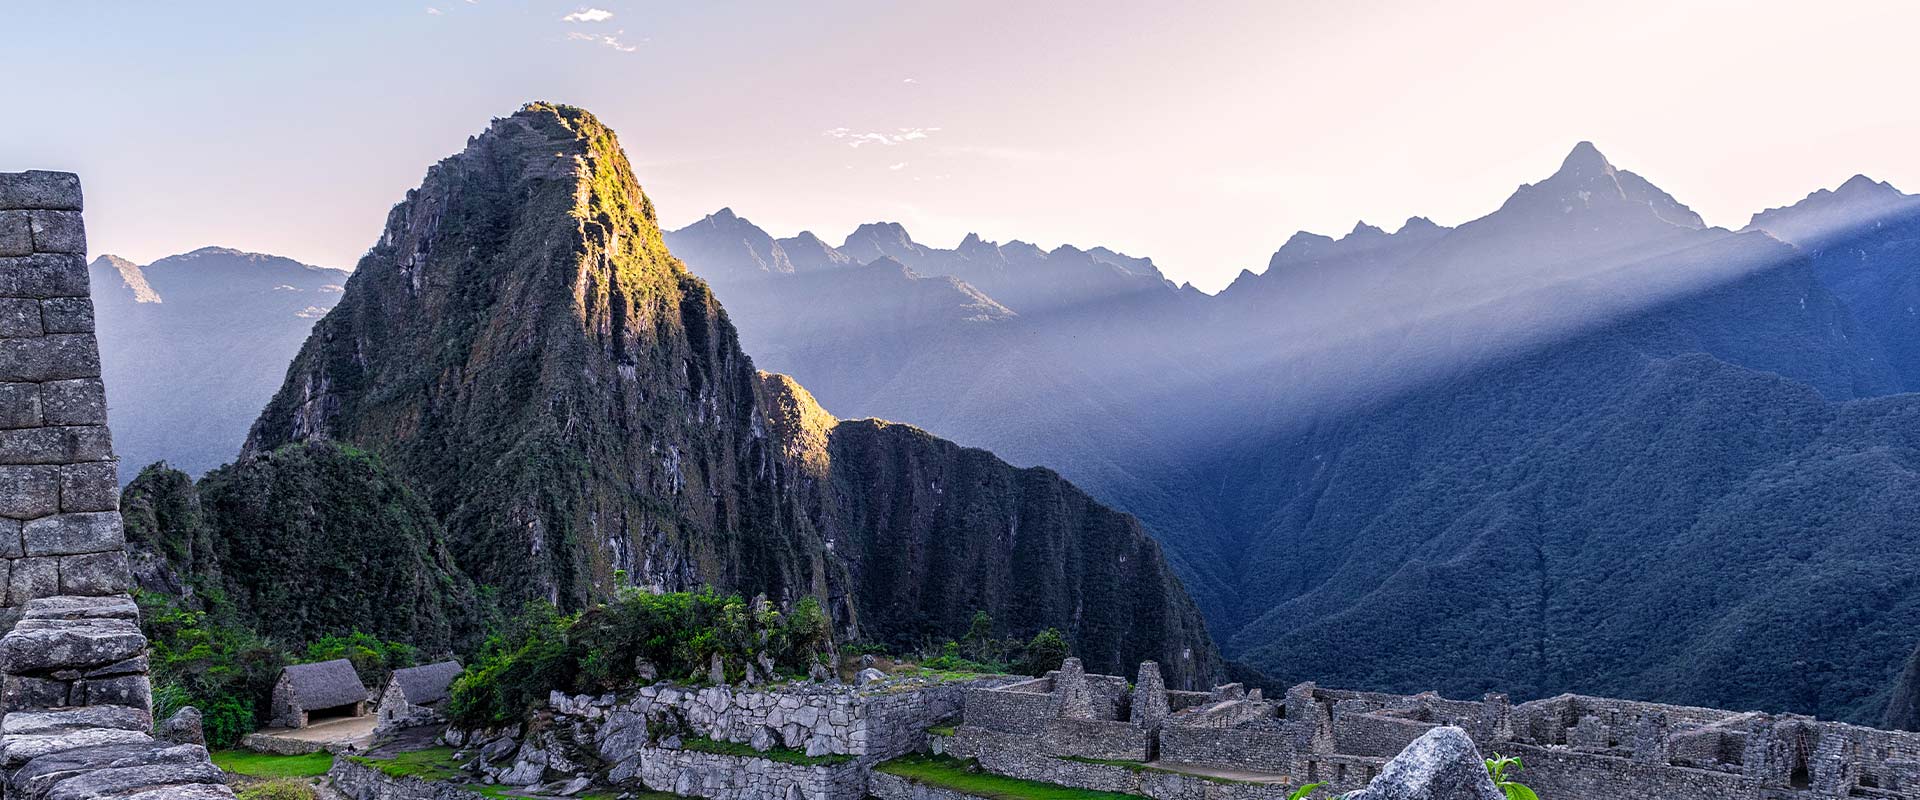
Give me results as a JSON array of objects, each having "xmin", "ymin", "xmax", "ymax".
[{"xmin": 4, "ymin": 0, "xmax": 1915, "ymax": 291}]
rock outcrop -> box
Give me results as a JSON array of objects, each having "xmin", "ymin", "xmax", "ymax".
[{"xmin": 1344, "ymin": 727, "xmax": 1504, "ymax": 800}]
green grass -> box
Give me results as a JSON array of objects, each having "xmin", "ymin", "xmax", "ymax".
[
  {"xmin": 349, "ymin": 747, "xmax": 466, "ymax": 782},
  {"xmin": 927, "ymin": 724, "xmax": 958, "ymax": 737},
  {"xmin": 211, "ymin": 750, "xmax": 335, "ymax": 778},
  {"xmin": 876, "ymin": 753, "xmax": 1146, "ymax": 800},
  {"xmin": 679, "ymin": 736, "xmax": 853, "ymax": 767}
]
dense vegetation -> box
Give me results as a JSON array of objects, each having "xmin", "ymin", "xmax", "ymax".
[
  {"xmin": 448, "ymin": 589, "xmax": 832, "ymax": 726},
  {"xmin": 124, "ymin": 451, "xmax": 480, "ymax": 655},
  {"xmin": 139, "ymin": 590, "xmax": 417, "ymax": 748}
]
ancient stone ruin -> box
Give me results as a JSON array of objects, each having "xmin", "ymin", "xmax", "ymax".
[
  {"xmin": 952, "ymin": 659, "xmax": 1920, "ymax": 799},
  {"xmin": 0, "ymin": 170, "xmax": 232, "ymax": 800}
]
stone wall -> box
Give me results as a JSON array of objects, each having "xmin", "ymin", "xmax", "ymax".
[
  {"xmin": 0, "ymin": 170, "xmax": 128, "ymax": 630},
  {"xmin": 330, "ymin": 756, "xmax": 474, "ymax": 800},
  {"xmin": 615, "ymin": 746, "xmax": 864, "ymax": 800},
  {"xmin": 0, "ymin": 171, "xmax": 231, "ymax": 800},
  {"xmin": 945, "ymin": 725, "xmax": 1293, "ymax": 800}
]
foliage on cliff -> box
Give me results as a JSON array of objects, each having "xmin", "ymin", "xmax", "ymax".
[
  {"xmin": 123, "ymin": 444, "xmax": 480, "ymax": 654},
  {"xmin": 447, "ymin": 589, "xmax": 832, "ymax": 726}
]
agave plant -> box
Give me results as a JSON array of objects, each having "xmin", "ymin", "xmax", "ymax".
[
  {"xmin": 1287, "ymin": 783, "xmax": 1326, "ymax": 800},
  {"xmin": 1484, "ymin": 754, "xmax": 1540, "ymax": 800}
]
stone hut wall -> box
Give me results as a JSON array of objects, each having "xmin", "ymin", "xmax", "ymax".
[
  {"xmin": 1331, "ymin": 709, "xmax": 1438, "ymax": 758},
  {"xmin": 961, "ymin": 681, "xmax": 1055, "ymax": 735},
  {"xmin": 1039, "ymin": 718, "xmax": 1152, "ymax": 761},
  {"xmin": 1158, "ymin": 722, "xmax": 1295, "ymax": 772}
]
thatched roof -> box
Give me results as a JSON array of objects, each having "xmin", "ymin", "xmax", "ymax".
[
  {"xmin": 281, "ymin": 659, "xmax": 367, "ymax": 710},
  {"xmin": 389, "ymin": 660, "xmax": 462, "ymax": 706}
]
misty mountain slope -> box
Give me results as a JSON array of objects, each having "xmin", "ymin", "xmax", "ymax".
[
  {"xmin": 665, "ymin": 141, "xmax": 1919, "ymax": 722},
  {"xmin": 1748, "ymin": 177, "xmax": 1920, "ymax": 391},
  {"xmin": 231, "ymin": 103, "xmax": 1218, "ymax": 684},
  {"xmin": 91, "ymin": 248, "xmax": 347, "ymax": 479}
]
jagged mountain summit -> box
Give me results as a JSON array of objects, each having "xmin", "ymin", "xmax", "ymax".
[
  {"xmin": 1747, "ymin": 174, "xmax": 1920, "ymax": 249},
  {"xmin": 89, "ymin": 247, "xmax": 348, "ymax": 479},
  {"xmin": 221, "ymin": 103, "xmax": 1218, "ymax": 684}
]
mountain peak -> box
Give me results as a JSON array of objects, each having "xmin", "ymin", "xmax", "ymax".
[{"xmin": 1558, "ymin": 140, "xmax": 1612, "ymax": 178}]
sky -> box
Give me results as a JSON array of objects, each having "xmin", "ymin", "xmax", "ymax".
[{"xmin": 3, "ymin": 1, "xmax": 1917, "ymax": 293}]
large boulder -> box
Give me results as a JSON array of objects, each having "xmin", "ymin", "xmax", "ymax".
[{"xmin": 1346, "ymin": 727, "xmax": 1505, "ymax": 800}]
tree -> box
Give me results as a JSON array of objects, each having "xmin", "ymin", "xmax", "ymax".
[
  {"xmin": 961, "ymin": 611, "xmax": 995, "ymax": 662},
  {"xmin": 1021, "ymin": 628, "xmax": 1070, "ymax": 676}
]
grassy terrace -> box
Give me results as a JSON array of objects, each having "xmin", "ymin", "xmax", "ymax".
[
  {"xmin": 349, "ymin": 747, "xmax": 467, "ymax": 782},
  {"xmin": 211, "ymin": 750, "xmax": 335, "ymax": 778},
  {"xmin": 680, "ymin": 736, "xmax": 854, "ymax": 767},
  {"xmin": 876, "ymin": 753, "xmax": 1145, "ymax": 800}
]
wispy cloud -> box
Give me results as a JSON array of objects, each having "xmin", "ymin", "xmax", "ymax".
[
  {"xmin": 903, "ymin": 78, "xmax": 920, "ymax": 85},
  {"xmin": 889, "ymin": 162, "xmax": 909, "ymax": 171},
  {"xmin": 426, "ymin": 6, "xmax": 443, "ymax": 14},
  {"xmin": 566, "ymin": 30, "xmax": 640, "ymax": 52},
  {"xmin": 824, "ymin": 127, "xmax": 942, "ymax": 148},
  {"xmin": 562, "ymin": 7, "xmax": 614, "ymax": 22}
]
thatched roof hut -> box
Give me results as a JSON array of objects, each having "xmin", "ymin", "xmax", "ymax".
[{"xmin": 270, "ymin": 659, "xmax": 368, "ymax": 728}]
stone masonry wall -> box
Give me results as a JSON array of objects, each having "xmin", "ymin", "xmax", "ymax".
[
  {"xmin": 0, "ymin": 171, "xmax": 129, "ymax": 628},
  {"xmin": 0, "ymin": 171, "xmax": 231, "ymax": 800}
]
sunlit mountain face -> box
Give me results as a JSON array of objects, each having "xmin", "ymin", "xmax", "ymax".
[{"xmin": 667, "ymin": 145, "xmax": 1920, "ymax": 725}]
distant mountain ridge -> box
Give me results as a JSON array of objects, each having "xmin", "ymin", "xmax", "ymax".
[
  {"xmin": 91, "ymin": 247, "xmax": 348, "ymax": 479},
  {"xmin": 664, "ymin": 144, "xmax": 1920, "ymax": 724}
]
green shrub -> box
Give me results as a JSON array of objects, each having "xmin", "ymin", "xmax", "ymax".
[
  {"xmin": 303, "ymin": 631, "xmax": 417, "ymax": 693},
  {"xmin": 137, "ymin": 591, "xmax": 288, "ymax": 748},
  {"xmin": 1020, "ymin": 628, "xmax": 1071, "ymax": 676},
  {"xmin": 448, "ymin": 589, "xmax": 837, "ymax": 727}
]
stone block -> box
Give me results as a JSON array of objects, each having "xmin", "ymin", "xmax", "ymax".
[
  {"xmin": 7, "ymin": 556, "xmax": 60, "ymax": 605},
  {"xmin": 0, "ymin": 172, "xmax": 83, "ymax": 211},
  {"xmin": 0, "ymin": 464, "xmax": 60, "ymax": 519},
  {"xmin": 28, "ymin": 211, "xmax": 86, "ymax": 255},
  {"xmin": 1, "ymin": 674, "xmax": 71, "ymax": 714},
  {"xmin": 40, "ymin": 379, "xmax": 108, "ymax": 426},
  {"xmin": 59, "ymin": 550, "xmax": 132, "ymax": 595},
  {"xmin": 23, "ymin": 594, "xmax": 140, "ymax": 621},
  {"xmin": 71, "ymin": 673, "xmax": 151, "ymax": 713},
  {"xmin": 0, "ymin": 426, "xmax": 113, "ymax": 465},
  {"xmin": 39, "ymin": 297, "xmax": 94, "ymax": 334},
  {"xmin": 0, "ymin": 211, "xmax": 31, "ymax": 257},
  {"xmin": 24, "ymin": 511, "xmax": 124, "ymax": 556},
  {"xmin": 0, "ymin": 382, "xmax": 41, "ymax": 428},
  {"xmin": 0, "ymin": 616, "xmax": 146, "ymax": 671},
  {"xmin": 60, "ymin": 462, "xmax": 119, "ymax": 512},
  {"xmin": 0, "ymin": 254, "xmax": 89, "ymax": 298},
  {"xmin": 2, "ymin": 520, "xmax": 20, "ymax": 558},
  {"xmin": 0, "ymin": 333, "xmax": 100, "ymax": 382},
  {"xmin": 1, "ymin": 704, "xmax": 151, "ymax": 735},
  {"xmin": 0, "ymin": 297, "xmax": 41, "ymax": 336}
]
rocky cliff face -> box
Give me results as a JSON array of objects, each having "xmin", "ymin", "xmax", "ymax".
[{"xmin": 236, "ymin": 103, "xmax": 1218, "ymax": 685}]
